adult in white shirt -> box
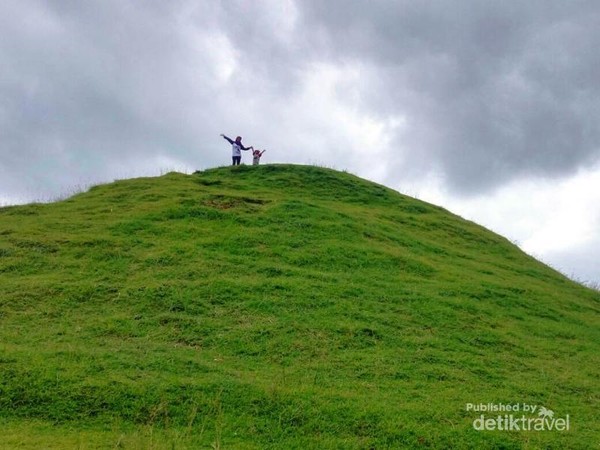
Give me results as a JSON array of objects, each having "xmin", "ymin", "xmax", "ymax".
[{"xmin": 220, "ymin": 134, "xmax": 253, "ymax": 165}]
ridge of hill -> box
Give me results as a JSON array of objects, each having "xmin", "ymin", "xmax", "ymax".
[{"xmin": 0, "ymin": 164, "xmax": 598, "ymax": 449}]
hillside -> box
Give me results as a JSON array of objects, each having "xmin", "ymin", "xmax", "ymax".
[{"xmin": 0, "ymin": 164, "xmax": 598, "ymax": 449}]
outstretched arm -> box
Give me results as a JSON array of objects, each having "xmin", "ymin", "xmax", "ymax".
[
  {"xmin": 220, "ymin": 134, "xmax": 234, "ymax": 145},
  {"xmin": 259, "ymin": 150, "xmax": 266, "ymax": 157},
  {"xmin": 240, "ymin": 144, "xmax": 253, "ymax": 151}
]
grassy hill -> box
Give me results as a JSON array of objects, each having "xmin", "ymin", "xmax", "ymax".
[{"xmin": 0, "ymin": 164, "xmax": 598, "ymax": 449}]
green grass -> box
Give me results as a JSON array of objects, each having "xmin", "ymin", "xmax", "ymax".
[{"xmin": 1, "ymin": 164, "xmax": 598, "ymax": 449}]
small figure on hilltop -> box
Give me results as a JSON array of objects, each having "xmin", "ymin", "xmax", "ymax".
[
  {"xmin": 252, "ymin": 149, "xmax": 266, "ymax": 165},
  {"xmin": 220, "ymin": 134, "xmax": 253, "ymax": 166}
]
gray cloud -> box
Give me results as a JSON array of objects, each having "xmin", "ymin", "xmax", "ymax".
[
  {"xmin": 1, "ymin": 0, "xmax": 599, "ymax": 199},
  {"xmin": 290, "ymin": 0, "xmax": 600, "ymax": 192},
  {"xmin": 1, "ymin": 0, "xmax": 227, "ymax": 199}
]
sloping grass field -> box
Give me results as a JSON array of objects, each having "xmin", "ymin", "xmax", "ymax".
[{"xmin": 0, "ymin": 164, "xmax": 598, "ymax": 449}]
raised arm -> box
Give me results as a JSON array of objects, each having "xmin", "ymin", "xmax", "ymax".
[{"xmin": 220, "ymin": 134, "xmax": 234, "ymax": 145}]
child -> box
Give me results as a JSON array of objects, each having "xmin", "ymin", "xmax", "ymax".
[{"xmin": 252, "ymin": 149, "xmax": 266, "ymax": 165}]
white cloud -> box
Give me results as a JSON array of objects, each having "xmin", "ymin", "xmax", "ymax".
[{"xmin": 409, "ymin": 163, "xmax": 600, "ymax": 284}]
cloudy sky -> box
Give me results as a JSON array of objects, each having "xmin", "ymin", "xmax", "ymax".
[{"xmin": 1, "ymin": 0, "xmax": 599, "ymax": 285}]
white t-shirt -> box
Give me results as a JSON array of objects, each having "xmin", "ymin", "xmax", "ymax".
[{"xmin": 232, "ymin": 143, "xmax": 242, "ymax": 157}]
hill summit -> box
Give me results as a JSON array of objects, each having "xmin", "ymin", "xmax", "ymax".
[{"xmin": 1, "ymin": 164, "xmax": 598, "ymax": 448}]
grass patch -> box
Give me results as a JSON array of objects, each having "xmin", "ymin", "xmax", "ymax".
[{"xmin": 1, "ymin": 164, "xmax": 598, "ymax": 448}]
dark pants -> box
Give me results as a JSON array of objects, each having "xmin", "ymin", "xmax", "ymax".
[{"xmin": 232, "ymin": 156, "xmax": 241, "ymax": 165}]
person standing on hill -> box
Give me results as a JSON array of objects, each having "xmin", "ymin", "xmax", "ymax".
[
  {"xmin": 220, "ymin": 134, "xmax": 253, "ymax": 166},
  {"xmin": 252, "ymin": 149, "xmax": 266, "ymax": 165}
]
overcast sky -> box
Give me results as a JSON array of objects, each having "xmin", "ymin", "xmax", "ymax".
[{"xmin": 1, "ymin": 0, "xmax": 599, "ymax": 285}]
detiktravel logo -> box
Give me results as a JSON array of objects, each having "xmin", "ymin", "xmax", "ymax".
[{"xmin": 466, "ymin": 403, "xmax": 570, "ymax": 431}]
